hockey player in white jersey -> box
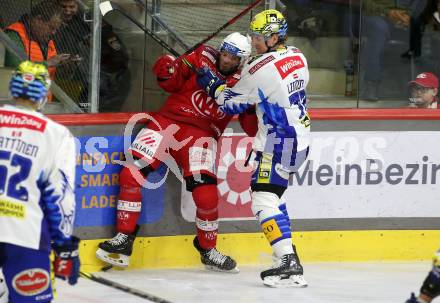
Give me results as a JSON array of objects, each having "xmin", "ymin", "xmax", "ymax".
[
  {"xmin": 0, "ymin": 61, "xmax": 79, "ymax": 302},
  {"xmin": 405, "ymin": 249, "xmax": 440, "ymax": 303},
  {"xmin": 197, "ymin": 10, "xmax": 310, "ymax": 288}
]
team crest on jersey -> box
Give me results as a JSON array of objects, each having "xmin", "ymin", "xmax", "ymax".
[
  {"xmin": 191, "ymin": 90, "xmax": 226, "ymax": 119},
  {"xmin": 12, "ymin": 268, "xmax": 50, "ymax": 296},
  {"xmin": 274, "ymin": 56, "xmax": 305, "ymax": 79}
]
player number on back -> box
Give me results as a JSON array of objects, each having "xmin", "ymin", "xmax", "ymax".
[{"xmin": 0, "ymin": 151, "xmax": 32, "ymax": 202}]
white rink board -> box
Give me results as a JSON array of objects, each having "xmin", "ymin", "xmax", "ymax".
[
  {"xmin": 285, "ymin": 131, "xmax": 440, "ymax": 218},
  {"xmin": 181, "ymin": 131, "xmax": 440, "ymax": 221}
]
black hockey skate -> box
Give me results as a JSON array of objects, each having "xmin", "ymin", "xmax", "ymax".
[
  {"xmin": 193, "ymin": 237, "xmax": 239, "ymax": 273},
  {"xmin": 261, "ymin": 252, "xmax": 307, "ymax": 288},
  {"xmin": 96, "ymin": 232, "xmax": 136, "ymax": 268}
]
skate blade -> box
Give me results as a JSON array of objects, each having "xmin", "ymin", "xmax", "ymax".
[
  {"xmin": 96, "ymin": 248, "xmax": 129, "ymax": 268},
  {"xmin": 263, "ymin": 275, "xmax": 308, "ymax": 288},
  {"xmin": 204, "ymin": 265, "xmax": 240, "ymax": 274}
]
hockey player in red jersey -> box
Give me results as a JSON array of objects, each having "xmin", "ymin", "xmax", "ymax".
[{"xmin": 96, "ymin": 32, "xmax": 255, "ymax": 272}]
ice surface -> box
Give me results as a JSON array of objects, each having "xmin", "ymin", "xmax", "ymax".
[{"xmin": 55, "ymin": 262, "xmax": 430, "ymax": 303}]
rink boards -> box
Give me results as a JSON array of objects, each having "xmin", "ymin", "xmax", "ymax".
[{"xmin": 50, "ymin": 109, "xmax": 440, "ymax": 272}]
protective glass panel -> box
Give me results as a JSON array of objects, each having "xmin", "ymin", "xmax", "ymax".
[
  {"xmin": 0, "ymin": 0, "xmax": 138, "ymax": 114},
  {"xmin": 358, "ymin": 0, "xmax": 440, "ymax": 108},
  {"xmin": 285, "ymin": 0, "xmax": 360, "ymax": 108},
  {"xmin": 102, "ymin": 0, "xmax": 264, "ymax": 112}
]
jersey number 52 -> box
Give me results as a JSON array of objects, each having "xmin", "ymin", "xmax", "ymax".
[{"xmin": 0, "ymin": 150, "xmax": 32, "ymax": 202}]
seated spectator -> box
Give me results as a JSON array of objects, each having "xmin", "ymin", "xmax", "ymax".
[
  {"xmin": 401, "ymin": 0, "xmax": 437, "ymax": 59},
  {"xmin": 401, "ymin": 0, "xmax": 430, "ymax": 60},
  {"xmin": 55, "ymin": 0, "xmax": 130, "ymax": 112},
  {"xmin": 408, "ymin": 72, "xmax": 438, "ymax": 108},
  {"xmin": 286, "ymin": 0, "xmax": 350, "ymax": 39},
  {"xmin": 4, "ymin": 0, "xmax": 73, "ymax": 101},
  {"xmin": 360, "ymin": 0, "xmax": 424, "ymax": 101}
]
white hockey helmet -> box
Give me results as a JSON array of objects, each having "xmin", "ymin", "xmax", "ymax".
[{"xmin": 219, "ymin": 32, "xmax": 252, "ymax": 64}]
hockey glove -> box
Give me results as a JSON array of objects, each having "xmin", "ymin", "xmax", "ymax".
[
  {"xmin": 196, "ymin": 67, "xmax": 225, "ymax": 99},
  {"xmin": 53, "ymin": 236, "xmax": 80, "ymax": 285},
  {"xmin": 238, "ymin": 106, "xmax": 258, "ymax": 137},
  {"xmin": 153, "ymin": 55, "xmax": 176, "ymax": 81}
]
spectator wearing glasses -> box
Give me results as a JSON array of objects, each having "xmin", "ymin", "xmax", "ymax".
[{"xmin": 408, "ymin": 72, "xmax": 438, "ymax": 108}]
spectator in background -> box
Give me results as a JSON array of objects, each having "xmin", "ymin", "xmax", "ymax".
[
  {"xmin": 98, "ymin": 20, "xmax": 131, "ymax": 112},
  {"xmin": 405, "ymin": 250, "xmax": 440, "ymax": 303},
  {"xmin": 4, "ymin": 0, "xmax": 72, "ymax": 101},
  {"xmin": 55, "ymin": 0, "xmax": 130, "ymax": 112},
  {"xmin": 401, "ymin": 0, "xmax": 431, "ymax": 60},
  {"xmin": 360, "ymin": 0, "xmax": 425, "ymax": 101},
  {"xmin": 54, "ymin": 0, "xmax": 89, "ymax": 109},
  {"xmin": 408, "ymin": 72, "xmax": 438, "ymax": 108}
]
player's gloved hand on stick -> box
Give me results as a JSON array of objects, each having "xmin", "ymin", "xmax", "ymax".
[
  {"xmin": 196, "ymin": 66, "xmax": 225, "ymax": 99},
  {"xmin": 53, "ymin": 236, "xmax": 80, "ymax": 285},
  {"xmin": 153, "ymin": 55, "xmax": 177, "ymax": 81}
]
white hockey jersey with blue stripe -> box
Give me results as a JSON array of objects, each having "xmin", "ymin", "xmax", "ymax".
[
  {"xmin": 216, "ymin": 46, "xmax": 311, "ymax": 155},
  {"xmin": 0, "ymin": 105, "xmax": 75, "ymax": 251}
]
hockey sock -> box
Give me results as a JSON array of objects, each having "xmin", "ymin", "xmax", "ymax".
[
  {"xmin": 278, "ymin": 202, "xmax": 291, "ymax": 229},
  {"xmin": 193, "ymin": 184, "xmax": 219, "ymax": 249},
  {"xmin": 252, "ymin": 191, "xmax": 294, "ymax": 258},
  {"xmin": 116, "ymin": 166, "xmax": 143, "ymax": 234}
]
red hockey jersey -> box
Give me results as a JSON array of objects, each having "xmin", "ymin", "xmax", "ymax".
[{"xmin": 155, "ymin": 45, "xmax": 239, "ymax": 138}]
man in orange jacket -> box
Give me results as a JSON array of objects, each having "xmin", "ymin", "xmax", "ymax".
[{"xmin": 4, "ymin": 0, "xmax": 72, "ymax": 100}]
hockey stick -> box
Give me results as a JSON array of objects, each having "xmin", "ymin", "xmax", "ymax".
[
  {"xmin": 100, "ymin": 0, "xmax": 262, "ymax": 72},
  {"xmin": 99, "ymin": 1, "xmax": 197, "ymax": 73},
  {"xmin": 79, "ymin": 271, "xmax": 173, "ymax": 303},
  {"xmin": 99, "ymin": 1, "xmax": 179, "ymax": 57},
  {"xmin": 183, "ymin": 0, "xmax": 263, "ymax": 56}
]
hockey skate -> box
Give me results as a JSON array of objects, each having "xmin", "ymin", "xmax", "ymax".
[
  {"xmin": 96, "ymin": 232, "xmax": 136, "ymax": 268},
  {"xmin": 261, "ymin": 253, "xmax": 308, "ymax": 288},
  {"xmin": 193, "ymin": 237, "xmax": 239, "ymax": 273}
]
